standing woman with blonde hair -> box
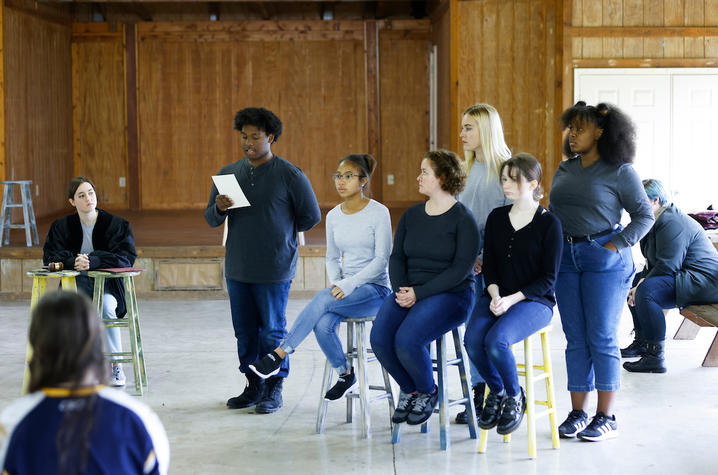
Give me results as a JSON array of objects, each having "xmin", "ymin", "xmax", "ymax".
[{"xmin": 454, "ymin": 103, "xmax": 511, "ymax": 424}]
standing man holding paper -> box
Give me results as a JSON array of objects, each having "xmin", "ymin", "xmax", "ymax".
[{"xmin": 205, "ymin": 107, "xmax": 321, "ymax": 414}]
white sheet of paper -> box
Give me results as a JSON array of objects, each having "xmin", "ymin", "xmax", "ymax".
[{"xmin": 211, "ymin": 175, "xmax": 251, "ymax": 209}]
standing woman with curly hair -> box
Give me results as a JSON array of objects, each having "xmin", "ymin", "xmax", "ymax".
[
  {"xmin": 549, "ymin": 102, "xmax": 654, "ymax": 441},
  {"xmin": 370, "ymin": 150, "xmax": 479, "ymax": 426}
]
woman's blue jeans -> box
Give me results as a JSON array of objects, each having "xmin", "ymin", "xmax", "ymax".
[
  {"xmin": 370, "ymin": 287, "xmax": 474, "ymax": 394},
  {"xmin": 464, "ymin": 295, "xmax": 553, "ymax": 396},
  {"xmin": 556, "ymin": 231, "xmax": 635, "ymax": 392},
  {"xmin": 629, "ymin": 274, "xmax": 676, "ymax": 342},
  {"xmin": 280, "ymin": 284, "xmax": 391, "ymax": 375},
  {"xmin": 463, "ymin": 275, "xmax": 486, "ymax": 387}
]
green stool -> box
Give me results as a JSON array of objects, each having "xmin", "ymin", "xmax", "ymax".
[{"xmin": 88, "ymin": 270, "xmax": 147, "ymax": 395}]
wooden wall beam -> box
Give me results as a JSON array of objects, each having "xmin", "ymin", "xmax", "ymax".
[
  {"xmin": 573, "ymin": 58, "xmax": 718, "ymax": 67},
  {"xmin": 4, "ymin": 0, "xmax": 71, "ymax": 25},
  {"xmin": 449, "ymin": 0, "xmax": 458, "ymax": 153},
  {"xmin": 364, "ymin": 20, "xmax": 381, "ymax": 201},
  {"xmin": 125, "ymin": 23, "xmax": 140, "ymax": 210},
  {"xmin": 0, "ymin": 3, "xmax": 4, "ymax": 181},
  {"xmin": 567, "ymin": 26, "xmax": 718, "ymax": 37}
]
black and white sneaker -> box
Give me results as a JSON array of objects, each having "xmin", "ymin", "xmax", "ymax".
[
  {"xmin": 558, "ymin": 409, "xmax": 589, "ymax": 438},
  {"xmin": 577, "ymin": 412, "xmax": 618, "ymax": 441},
  {"xmin": 392, "ymin": 391, "xmax": 417, "ymax": 424},
  {"xmin": 249, "ymin": 351, "xmax": 283, "ymax": 379},
  {"xmin": 324, "ymin": 368, "xmax": 357, "ymax": 401}
]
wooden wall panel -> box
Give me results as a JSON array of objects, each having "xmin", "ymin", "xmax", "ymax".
[
  {"xmin": 137, "ymin": 24, "xmax": 368, "ymax": 209},
  {"xmin": 379, "ymin": 32, "xmax": 429, "ymax": 204},
  {"xmin": 72, "ymin": 28, "xmax": 128, "ymax": 208},
  {"xmin": 3, "ymin": 7, "xmax": 72, "ymax": 219},
  {"xmin": 457, "ymin": 0, "xmax": 560, "ymax": 186},
  {"xmin": 431, "ymin": 1, "xmax": 452, "ymax": 151}
]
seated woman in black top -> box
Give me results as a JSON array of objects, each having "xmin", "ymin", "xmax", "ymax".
[
  {"xmin": 622, "ymin": 178, "xmax": 718, "ymax": 373},
  {"xmin": 370, "ymin": 150, "xmax": 479, "ymax": 426},
  {"xmin": 464, "ymin": 153, "xmax": 563, "ymax": 435},
  {"xmin": 43, "ymin": 177, "xmax": 137, "ymax": 387}
]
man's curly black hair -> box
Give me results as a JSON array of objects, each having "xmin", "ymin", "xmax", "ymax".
[
  {"xmin": 234, "ymin": 107, "xmax": 282, "ymax": 143},
  {"xmin": 560, "ymin": 101, "xmax": 636, "ymax": 165}
]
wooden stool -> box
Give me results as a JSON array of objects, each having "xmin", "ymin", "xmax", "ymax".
[
  {"xmin": 391, "ymin": 325, "xmax": 478, "ymax": 450},
  {"xmin": 478, "ymin": 325, "xmax": 560, "ymax": 459},
  {"xmin": 88, "ymin": 270, "xmax": 147, "ymax": 395},
  {"xmin": 22, "ymin": 269, "xmax": 80, "ymax": 393},
  {"xmin": 316, "ymin": 316, "xmax": 394, "ymax": 439},
  {"xmin": 0, "ymin": 180, "xmax": 39, "ymax": 247}
]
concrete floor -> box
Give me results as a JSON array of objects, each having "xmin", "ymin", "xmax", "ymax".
[{"xmin": 2, "ymin": 298, "xmax": 717, "ymax": 474}]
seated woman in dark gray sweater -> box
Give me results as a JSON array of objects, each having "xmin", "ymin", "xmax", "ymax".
[
  {"xmin": 370, "ymin": 150, "xmax": 479, "ymax": 427},
  {"xmin": 622, "ymin": 179, "xmax": 718, "ymax": 373}
]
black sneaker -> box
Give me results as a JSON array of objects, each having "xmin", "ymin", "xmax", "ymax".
[
  {"xmin": 227, "ymin": 372, "xmax": 265, "ymax": 409},
  {"xmin": 255, "ymin": 377, "xmax": 283, "ymax": 414},
  {"xmin": 496, "ymin": 387, "xmax": 526, "ymax": 435},
  {"xmin": 620, "ymin": 339, "xmax": 647, "ymax": 358},
  {"xmin": 455, "ymin": 383, "xmax": 485, "ymax": 424},
  {"xmin": 324, "ymin": 368, "xmax": 357, "ymax": 401},
  {"xmin": 558, "ymin": 409, "xmax": 589, "ymax": 438},
  {"xmin": 249, "ymin": 351, "xmax": 283, "ymax": 379},
  {"xmin": 406, "ymin": 385, "xmax": 439, "ymax": 426},
  {"xmin": 478, "ymin": 391, "xmax": 505, "ymax": 430},
  {"xmin": 392, "ymin": 391, "xmax": 418, "ymax": 424},
  {"xmin": 577, "ymin": 412, "xmax": 618, "ymax": 441}
]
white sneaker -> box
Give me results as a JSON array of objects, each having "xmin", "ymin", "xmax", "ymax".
[{"xmin": 111, "ymin": 364, "xmax": 126, "ymax": 387}]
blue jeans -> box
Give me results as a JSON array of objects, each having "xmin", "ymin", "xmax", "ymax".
[
  {"xmin": 370, "ymin": 287, "xmax": 474, "ymax": 394},
  {"xmin": 281, "ymin": 284, "xmax": 392, "ymax": 375},
  {"xmin": 464, "ymin": 295, "xmax": 553, "ymax": 396},
  {"xmin": 226, "ymin": 279, "xmax": 292, "ymax": 378},
  {"xmin": 463, "ymin": 275, "xmax": 486, "ymax": 387},
  {"xmin": 556, "ymin": 231, "xmax": 635, "ymax": 392},
  {"xmin": 629, "ymin": 274, "xmax": 676, "ymax": 342}
]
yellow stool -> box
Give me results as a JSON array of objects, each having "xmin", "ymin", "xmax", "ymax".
[
  {"xmin": 23, "ymin": 269, "xmax": 80, "ymax": 393},
  {"xmin": 88, "ymin": 270, "xmax": 147, "ymax": 395},
  {"xmin": 478, "ymin": 325, "xmax": 560, "ymax": 459}
]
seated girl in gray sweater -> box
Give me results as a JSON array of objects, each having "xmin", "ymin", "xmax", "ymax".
[{"xmin": 249, "ymin": 154, "xmax": 392, "ymax": 400}]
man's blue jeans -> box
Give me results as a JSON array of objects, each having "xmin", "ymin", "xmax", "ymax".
[
  {"xmin": 226, "ymin": 279, "xmax": 292, "ymax": 378},
  {"xmin": 556, "ymin": 232, "xmax": 634, "ymax": 392},
  {"xmin": 281, "ymin": 284, "xmax": 391, "ymax": 375},
  {"xmin": 370, "ymin": 287, "xmax": 474, "ymax": 394},
  {"xmin": 464, "ymin": 295, "xmax": 553, "ymax": 396},
  {"xmin": 629, "ymin": 274, "xmax": 676, "ymax": 342}
]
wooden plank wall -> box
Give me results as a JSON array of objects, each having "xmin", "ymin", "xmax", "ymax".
[
  {"xmin": 3, "ymin": 2, "xmax": 73, "ymax": 219},
  {"xmin": 72, "ymin": 24, "xmax": 128, "ymax": 208},
  {"xmin": 457, "ymin": 0, "xmax": 562, "ymax": 184},
  {"xmin": 430, "ymin": 0, "xmax": 453, "ymax": 151}
]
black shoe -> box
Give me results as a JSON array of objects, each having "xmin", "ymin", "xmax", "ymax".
[
  {"xmin": 577, "ymin": 412, "xmax": 618, "ymax": 441},
  {"xmin": 455, "ymin": 383, "xmax": 485, "ymax": 424},
  {"xmin": 496, "ymin": 387, "xmax": 526, "ymax": 435},
  {"xmin": 255, "ymin": 377, "xmax": 284, "ymax": 414},
  {"xmin": 623, "ymin": 341, "xmax": 667, "ymax": 373},
  {"xmin": 478, "ymin": 391, "xmax": 505, "ymax": 430},
  {"xmin": 392, "ymin": 391, "xmax": 418, "ymax": 424},
  {"xmin": 406, "ymin": 385, "xmax": 439, "ymax": 425},
  {"xmin": 249, "ymin": 351, "xmax": 283, "ymax": 379},
  {"xmin": 558, "ymin": 409, "xmax": 588, "ymax": 438},
  {"xmin": 620, "ymin": 339, "xmax": 647, "ymax": 358},
  {"xmin": 324, "ymin": 368, "xmax": 357, "ymax": 401},
  {"xmin": 227, "ymin": 372, "xmax": 265, "ymax": 409}
]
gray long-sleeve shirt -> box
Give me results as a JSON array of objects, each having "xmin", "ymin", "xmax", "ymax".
[
  {"xmin": 205, "ymin": 156, "xmax": 320, "ymax": 283},
  {"xmin": 549, "ymin": 157, "xmax": 654, "ymax": 250}
]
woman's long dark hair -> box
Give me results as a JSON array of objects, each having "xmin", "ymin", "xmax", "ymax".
[
  {"xmin": 29, "ymin": 291, "xmax": 108, "ymax": 474},
  {"xmin": 560, "ymin": 101, "xmax": 637, "ymax": 165}
]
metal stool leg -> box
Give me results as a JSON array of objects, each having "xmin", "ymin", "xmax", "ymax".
[
  {"xmin": 356, "ymin": 321, "xmax": 371, "ymax": 438},
  {"xmin": 315, "ymin": 359, "xmax": 333, "ymax": 434},
  {"xmin": 452, "ymin": 327, "xmax": 478, "ymax": 439},
  {"xmin": 345, "ymin": 321, "xmax": 355, "ymax": 423}
]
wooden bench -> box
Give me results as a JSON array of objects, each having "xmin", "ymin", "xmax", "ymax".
[{"xmin": 674, "ymin": 304, "xmax": 718, "ymax": 367}]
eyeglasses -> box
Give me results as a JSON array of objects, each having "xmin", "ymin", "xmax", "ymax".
[{"xmin": 331, "ymin": 173, "xmax": 365, "ymax": 181}]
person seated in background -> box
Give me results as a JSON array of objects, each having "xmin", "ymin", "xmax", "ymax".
[
  {"xmin": 622, "ymin": 179, "xmax": 718, "ymax": 373},
  {"xmin": 0, "ymin": 291, "xmax": 169, "ymax": 475},
  {"xmin": 249, "ymin": 154, "xmax": 392, "ymax": 401},
  {"xmin": 43, "ymin": 176, "xmax": 137, "ymax": 387}
]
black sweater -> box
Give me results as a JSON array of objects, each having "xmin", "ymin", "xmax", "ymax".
[
  {"xmin": 389, "ymin": 202, "xmax": 478, "ymax": 301},
  {"xmin": 483, "ymin": 205, "xmax": 563, "ymax": 309},
  {"xmin": 43, "ymin": 210, "xmax": 137, "ymax": 317}
]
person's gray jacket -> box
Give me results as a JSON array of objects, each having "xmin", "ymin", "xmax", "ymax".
[{"xmin": 640, "ymin": 204, "xmax": 718, "ymax": 307}]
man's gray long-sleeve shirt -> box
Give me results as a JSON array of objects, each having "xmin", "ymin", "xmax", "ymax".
[{"xmin": 205, "ymin": 156, "xmax": 320, "ymax": 283}]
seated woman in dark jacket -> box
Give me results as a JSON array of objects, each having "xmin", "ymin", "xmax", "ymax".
[
  {"xmin": 43, "ymin": 177, "xmax": 137, "ymax": 386},
  {"xmin": 622, "ymin": 179, "xmax": 718, "ymax": 373}
]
